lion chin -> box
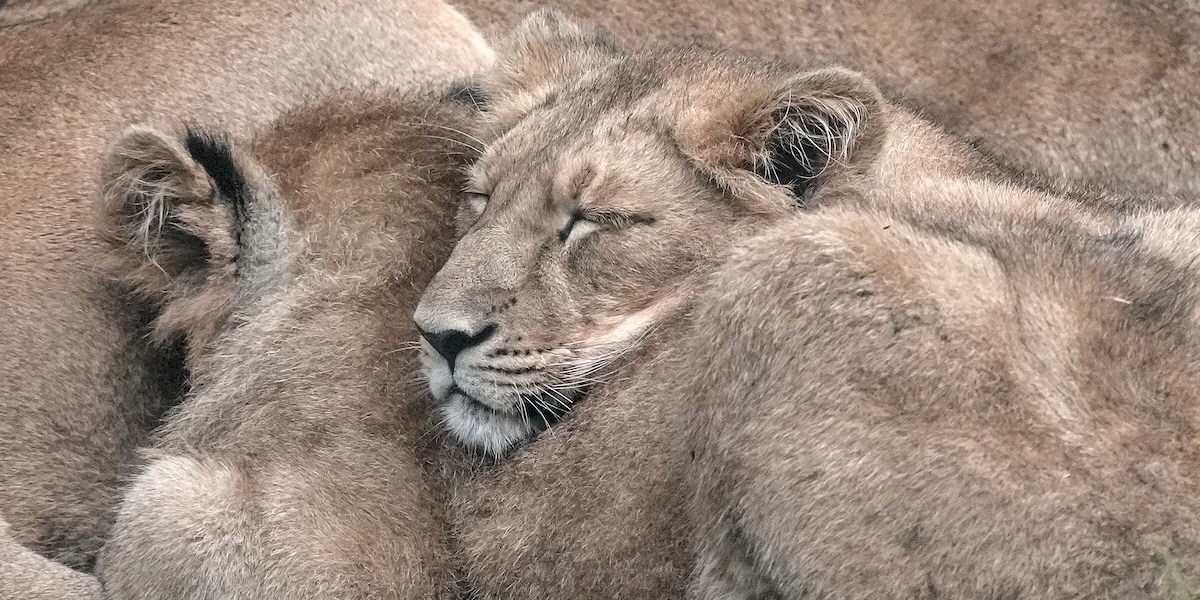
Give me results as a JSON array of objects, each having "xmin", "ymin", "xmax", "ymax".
[{"xmin": 419, "ymin": 338, "xmax": 545, "ymax": 458}]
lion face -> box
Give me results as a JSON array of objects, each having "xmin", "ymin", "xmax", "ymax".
[
  {"xmin": 417, "ymin": 104, "xmax": 740, "ymax": 456},
  {"xmin": 414, "ymin": 10, "xmax": 885, "ymax": 457}
]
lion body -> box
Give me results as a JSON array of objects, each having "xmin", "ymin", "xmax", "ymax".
[
  {"xmin": 92, "ymin": 89, "xmax": 477, "ymax": 599},
  {"xmin": 414, "ymin": 12, "xmax": 1200, "ymax": 598},
  {"xmin": 682, "ymin": 183, "xmax": 1200, "ymax": 599}
]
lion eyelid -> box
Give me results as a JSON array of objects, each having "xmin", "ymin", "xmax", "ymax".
[
  {"xmin": 464, "ymin": 190, "xmax": 490, "ymax": 215},
  {"xmin": 578, "ymin": 207, "xmax": 655, "ymax": 229},
  {"xmin": 559, "ymin": 210, "xmax": 598, "ymax": 247},
  {"xmin": 560, "ymin": 207, "xmax": 655, "ymax": 249}
]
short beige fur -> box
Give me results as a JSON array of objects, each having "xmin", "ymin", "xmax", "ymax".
[
  {"xmin": 0, "ymin": 0, "xmax": 94, "ymax": 27},
  {"xmin": 451, "ymin": 0, "xmax": 1200, "ymax": 197}
]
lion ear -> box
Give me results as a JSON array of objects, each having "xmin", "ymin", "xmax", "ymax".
[
  {"xmin": 498, "ymin": 8, "xmax": 620, "ymax": 85},
  {"xmin": 98, "ymin": 125, "xmax": 247, "ymax": 345},
  {"xmin": 482, "ymin": 9, "xmax": 621, "ymax": 124},
  {"xmin": 677, "ymin": 67, "xmax": 886, "ymax": 210}
]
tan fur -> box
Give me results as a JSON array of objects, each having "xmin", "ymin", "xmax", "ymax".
[
  {"xmin": 94, "ymin": 89, "xmax": 477, "ymax": 599},
  {"xmin": 0, "ymin": 0, "xmax": 490, "ymax": 574},
  {"xmin": 680, "ymin": 192, "xmax": 1200, "ymax": 598},
  {"xmin": 451, "ymin": 0, "xmax": 1200, "ymax": 197},
  {"xmin": 413, "ymin": 12, "xmax": 1200, "ymax": 598},
  {"xmin": 0, "ymin": 0, "xmax": 94, "ymax": 27}
]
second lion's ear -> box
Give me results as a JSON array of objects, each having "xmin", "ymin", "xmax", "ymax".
[
  {"xmin": 98, "ymin": 125, "xmax": 246, "ymax": 345},
  {"xmin": 677, "ymin": 67, "xmax": 886, "ymax": 211}
]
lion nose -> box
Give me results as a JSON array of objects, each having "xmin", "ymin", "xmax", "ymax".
[{"xmin": 418, "ymin": 324, "xmax": 496, "ymax": 369}]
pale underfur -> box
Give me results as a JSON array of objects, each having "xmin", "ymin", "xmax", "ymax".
[
  {"xmin": 0, "ymin": 0, "xmax": 490, "ymax": 580},
  {"xmin": 451, "ymin": 0, "xmax": 1200, "ymax": 198},
  {"xmin": 414, "ymin": 11, "xmax": 1200, "ymax": 599},
  {"xmin": 93, "ymin": 88, "xmax": 478, "ymax": 599}
]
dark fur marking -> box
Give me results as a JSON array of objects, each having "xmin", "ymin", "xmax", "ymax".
[
  {"xmin": 898, "ymin": 517, "xmax": 931, "ymax": 552},
  {"xmin": 184, "ymin": 127, "xmax": 249, "ymax": 249},
  {"xmin": 1088, "ymin": 231, "xmax": 1196, "ymax": 329},
  {"xmin": 1120, "ymin": 261, "xmax": 1195, "ymax": 328},
  {"xmin": 1094, "ymin": 231, "xmax": 1143, "ymax": 253},
  {"xmin": 445, "ymin": 79, "xmax": 490, "ymax": 112}
]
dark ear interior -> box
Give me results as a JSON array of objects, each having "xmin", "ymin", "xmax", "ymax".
[
  {"xmin": 746, "ymin": 68, "xmax": 882, "ymax": 205},
  {"xmin": 679, "ymin": 67, "xmax": 885, "ymax": 210},
  {"xmin": 751, "ymin": 98, "xmax": 863, "ymax": 199},
  {"xmin": 98, "ymin": 124, "xmax": 248, "ymax": 343}
]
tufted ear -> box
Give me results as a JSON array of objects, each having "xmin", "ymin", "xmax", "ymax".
[
  {"xmin": 676, "ymin": 67, "xmax": 886, "ymax": 211},
  {"xmin": 98, "ymin": 125, "xmax": 252, "ymax": 347},
  {"xmin": 481, "ymin": 9, "xmax": 622, "ymax": 127}
]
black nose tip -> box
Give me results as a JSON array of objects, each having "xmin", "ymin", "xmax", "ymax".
[{"xmin": 418, "ymin": 324, "xmax": 496, "ymax": 369}]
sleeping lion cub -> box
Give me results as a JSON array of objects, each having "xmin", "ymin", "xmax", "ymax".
[
  {"xmin": 414, "ymin": 11, "xmax": 1200, "ymax": 599},
  {"xmin": 91, "ymin": 89, "xmax": 475, "ymax": 599}
]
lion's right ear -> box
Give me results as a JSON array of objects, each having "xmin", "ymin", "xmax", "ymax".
[
  {"xmin": 98, "ymin": 125, "xmax": 243, "ymax": 345},
  {"xmin": 676, "ymin": 67, "xmax": 887, "ymax": 213}
]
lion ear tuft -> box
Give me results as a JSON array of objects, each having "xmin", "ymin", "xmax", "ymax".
[
  {"xmin": 678, "ymin": 67, "xmax": 886, "ymax": 210},
  {"xmin": 98, "ymin": 124, "xmax": 245, "ymax": 344}
]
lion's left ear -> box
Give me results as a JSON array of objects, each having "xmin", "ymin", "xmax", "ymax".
[
  {"xmin": 479, "ymin": 9, "xmax": 622, "ymax": 129},
  {"xmin": 495, "ymin": 8, "xmax": 620, "ymax": 88},
  {"xmin": 676, "ymin": 67, "xmax": 886, "ymax": 211}
]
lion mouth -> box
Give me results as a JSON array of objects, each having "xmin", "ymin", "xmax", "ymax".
[
  {"xmin": 451, "ymin": 386, "xmax": 576, "ymax": 429},
  {"xmin": 438, "ymin": 371, "xmax": 592, "ymax": 456},
  {"xmin": 449, "ymin": 386, "xmax": 499, "ymax": 414},
  {"xmin": 449, "ymin": 386, "xmax": 574, "ymax": 432}
]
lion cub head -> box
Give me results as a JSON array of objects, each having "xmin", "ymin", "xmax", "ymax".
[
  {"xmin": 413, "ymin": 10, "xmax": 887, "ymax": 457},
  {"xmin": 99, "ymin": 93, "xmax": 471, "ymax": 368}
]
